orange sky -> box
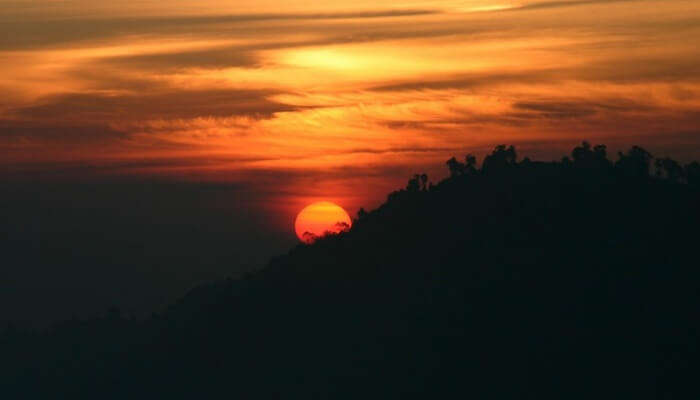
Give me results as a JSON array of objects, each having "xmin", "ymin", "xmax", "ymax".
[{"xmin": 2, "ymin": 0, "xmax": 700, "ymax": 219}]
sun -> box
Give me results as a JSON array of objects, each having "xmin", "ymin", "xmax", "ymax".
[{"xmin": 294, "ymin": 201, "xmax": 352, "ymax": 243}]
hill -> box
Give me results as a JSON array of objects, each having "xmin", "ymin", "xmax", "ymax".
[{"xmin": 3, "ymin": 143, "xmax": 700, "ymax": 399}]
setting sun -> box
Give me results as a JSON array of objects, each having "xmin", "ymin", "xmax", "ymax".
[{"xmin": 294, "ymin": 201, "xmax": 352, "ymax": 243}]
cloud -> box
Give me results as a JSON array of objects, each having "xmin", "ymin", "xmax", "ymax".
[
  {"xmin": 578, "ymin": 56, "xmax": 700, "ymax": 84},
  {"xmin": 509, "ymin": 98, "xmax": 656, "ymax": 120},
  {"xmin": 0, "ymin": 88, "xmax": 299, "ymax": 152},
  {"xmin": 343, "ymin": 146, "xmax": 455, "ymax": 155},
  {"xmin": 512, "ymin": 101, "xmax": 599, "ymax": 119},
  {"xmin": 3, "ymin": 0, "xmax": 700, "ymax": 175},
  {"xmin": 368, "ymin": 51, "xmax": 700, "ymax": 95},
  {"xmin": 103, "ymin": 48, "xmax": 261, "ymax": 71},
  {"xmin": 368, "ymin": 70, "xmax": 563, "ymax": 92},
  {"xmin": 10, "ymin": 89, "xmax": 296, "ymax": 122},
  {"xmin": 96, "ymin": 25, "xmax": 493, "ymax": 74},
  {"xmin": 508, "ymin": 0, "xmax": 644, "ymax": 12},
  {"xmin": 0, "ymin": 121, "xmax": 128, "ymax": 144},
  {"xmin": 0, "ymin": 9, "xmax": 440, "ymax": 50}
]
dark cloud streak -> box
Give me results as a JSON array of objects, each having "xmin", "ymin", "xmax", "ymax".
[
  {"xmin": 10, "ymin": 89, "xmax": 296, "ymax": 122},
  {"xmin": 0, "ymin": 9, "xmax": 440, "ymax": 50},
  {"xmin": 505, "ymin": 0, "xmax": 644, "ymax": 12}
]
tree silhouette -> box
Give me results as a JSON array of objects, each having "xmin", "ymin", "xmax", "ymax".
[
  {"xmin": 334, "ymin": 221, "xmax": 351, "ymax": 232},
  {"xmin": 446, "ymin": 154, "xmax": 478, "ymax": 177},
  {"xmin": 655, "ymin": 157, "xmax": 684, "ymax": 182},
  {"xmin": 593, "ymin": 144, "xmax": 608, "ymax": 162},
  {"xmin": 302, "ymin": 231, "xmax": 318, "ymax": 243},
  {"xmin": 446, "ymin": 157, "xmax": 466, "ymax": 177},
  {"xmin": 357, "ymin": 207, "xmax": 368, "ymax": 220},
  {"xmin": 561, "ymin": 156, "xmax": 573, "ymax": 167},
  {"xmin": 465, "ymin": 154, "xmax": 477, "ymax": 171},
  {"xmin": 686, "ymin": 161, "xmax": 700, "ymax": 186},
  {"xmin": 616, "ymin": 146, "xmax": 653, "ymax": 178},
  {"xmin": 406, "ymin": 174, "xmax": 421, "ymax": 192},
  {"xmin": 572, "ymin": 141, "xmax": 594, "ymax": 163},
  {"xmin": 420, "ymin": 174, "xmax": 428, "ymax": 191},
  {"xmin": 571, "ymin": 141, "xmax": 611, "ymax": 170},
  {"xmin": 482, "ymin": 145, "xmax": 517, "ymax": 173}
]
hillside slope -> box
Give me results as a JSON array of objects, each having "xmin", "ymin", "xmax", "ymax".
[{"xmin": 3, "ymin": 144, "xmax": 700, "ymax": 399}]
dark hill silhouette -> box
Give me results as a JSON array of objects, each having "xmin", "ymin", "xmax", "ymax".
[{"xmin": 3, "ymin": 142, "xmax": 700, "ymax": 399}]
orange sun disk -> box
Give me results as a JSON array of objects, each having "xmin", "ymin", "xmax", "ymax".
[{"xmin": 294, "ymin": 201, "xmax": 352, "ymax": 243}]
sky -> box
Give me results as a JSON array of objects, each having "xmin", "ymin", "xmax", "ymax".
[{"xmin": 2, "ymin": 0, "xmax": 700, "ymax": 324}]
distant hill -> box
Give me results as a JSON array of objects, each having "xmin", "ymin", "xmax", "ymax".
[{"xmin": 3, "ymin": 143, "xmax": 700, "ymax": 399}]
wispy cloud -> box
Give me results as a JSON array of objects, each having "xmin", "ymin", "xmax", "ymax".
[
  {"xmin": 507, "ymin": 0, "xmax": 644, "ymax": 12},
  {"xmin": 1, "ymin": 0, "xmax": 699, "ymax": 177}
]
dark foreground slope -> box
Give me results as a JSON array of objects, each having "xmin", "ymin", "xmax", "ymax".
[{"xmin": 3, "ymin": 144, "xmax": 700, "ymax": 399}]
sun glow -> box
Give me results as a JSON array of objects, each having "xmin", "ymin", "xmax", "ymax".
[{"xmin": 294, "ymin": 201, "xmax": 352, "ymax": 243}]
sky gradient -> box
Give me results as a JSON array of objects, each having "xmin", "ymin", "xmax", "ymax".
[{"xmin": 3, "ymin": 2, "xmax": 700, "ymax": 212}]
